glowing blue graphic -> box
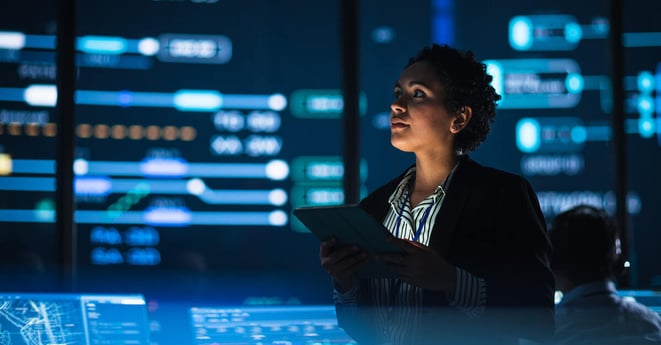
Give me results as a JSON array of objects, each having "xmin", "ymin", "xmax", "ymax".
[
  {"xmin": 220, "ymin": 93, "xmax": 287, "ymax": 111},
  {"xmin": 371, "ymin": 26, "xmax": 396, "ymax": 44},
  {"xmin": 0, "ymin": 175, "xmax": 288, "ymax": 205},
  {"xmin": 570, "ymin": 126, "xmax": 587, "ymax": 144},
  {"xmin": 639, "ymin": 118, "xmax": 655, "ymax": 138},
  {"xmin": 12, "ymin": 159, "xmax": 55, "ymax": 174},
  {"xmin": 509, "ymin": 16, "xmax": 533, "ymax": 51},
  {"xmin": 0, "ymin": 30, "xmax": 237, "ymax": 66},
  {"xmin": 140, "ymin": 158, "xmax": 188, "ymax": 177},
  {"xmin": 484, "ymin": 59, "xmax": 581, "ymax": 109},
  {"xmin": 265, "ymin": 160, "xmax": 289, "ymax": 180},
  {"xmin": 0, "ymin": 210, "xmax": 295, "ymax": 226},
  {"xmin": 75, "ymin": 177, "xmax": 112, "ymax": 196},
  {"xmin": 516, "ymin": 117, "xmax": 591, "ymax": 153},
  {"xmin": 173, "ymin": 90, "xmax": 222, "ymax": 111},
  {"xmin": 124, "ymin": 227, "xmax": 160, "ymax": 246},
  {"xmin": 158, "ymin": 33, "xmax": 232, "ymax": 64},
  {"xmin": 637, "ymin": 71, "xmax": 655, "ymax": 93},
  {"xmin": 0, "ymin": 31, "xmax": 25, "ymax": 49},
  {"xmin": 91, "ymin": 226, "xmax": 123, "ymax": 245},
  {"xmin": 126, "ymin": 247, "xmax": 161, "ymax": 265},
  {"xmin": 657, "ymin": 63, "xmax": 661, "ymax": 146},
  {"xmin": 0, "ymin": 177, "xmax": 54, "ymax": 191},
  {"xmin": 623, "ymin": 32, "xmax": 661, "ymax": 47},
  {"xmin": 566, "ymin": 73, "xmax": 584, "ymax": 94},
  {"xmin": 290, "ymin": 89, "xmax": 368, "ymax": 118},
  {"xmin": 144, "ymin": 207, "xmax": 192, "ymax": 226},
  {"xmin": 269, "ymin": 210, "xmax": 288, "ymax": 226},
  {"xmin": 267, "ymin": 94, "xmax": 287, "ymax": 112},
  {"xmin": 189, "ymin": 305, "xmax": 356, "ymax": 345},
  {"xmin": 137, "ymin": 38, "xmax": 159, "ymax": 56},
  {"xmin": 516, "ymin": 118, "xmax": 541, "ymax": 153},
  {"xmin": 307, "ymin": 188, "xmax": 345, "ymax": 205},
  {"xmin": 432, "ymin": 0, "xmax": 454, "ymax": 45},
  {"xmin": 564, "ymin": 22, "xmax": 583, "ymax": 44},
  {"xmin": 637, "ymin": 95, "xmax": 654, "ymax": 115},
  {"xmin": 485, "ymin": 60, "xmax": 503, "ymax": 101},
  {"xmin": 78, "ymin": 36, "xmax": 127, "ymax": 54},
  {"xmin": 508, "ymin": 14, "xmax": 582, "ymax": 51},
  {"xmin": 78, "ymin": 159, "xmax": 289, "ymax": 179},
  {"xmin": 0, "ymin": 86, "xmax": 287, "ymax": 111},
  {"xmin": 24, "ymin": 84, "xmax": 57, "ymax": 106}
]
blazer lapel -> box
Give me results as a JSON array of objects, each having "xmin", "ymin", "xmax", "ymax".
[{"xmin": 428, "ymin": 157, "xmax": 479, "ymax": 257}]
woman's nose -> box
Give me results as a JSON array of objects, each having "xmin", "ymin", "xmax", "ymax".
[{"xmin": 390, "ymin": 98, "xmax": 406, "ymax": 113}]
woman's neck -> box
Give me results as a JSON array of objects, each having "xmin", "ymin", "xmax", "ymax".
[
  {"xmin": 410, "ymin": 153, "xmax": 459, "ymax": 205},
  {"xmin": 415, "ymin": 154, "xmax": 458, "ymax": 188}
]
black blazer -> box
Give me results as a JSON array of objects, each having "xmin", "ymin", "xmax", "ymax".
[{"xmin": 337, "ymin": 156, "xmax": 555, "ymax": 345}]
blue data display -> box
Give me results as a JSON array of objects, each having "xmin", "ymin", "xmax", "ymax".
[
  {"xmin": 0, "ymin": 0, "xmax": 430, "ymax": 297},
  {"xmin": 0, "ymin": 293, "xmax": 151, "ymax": 345},
  {"xmin": 1, "ymin": 0, "xmax": 660, "ymax": 298}
]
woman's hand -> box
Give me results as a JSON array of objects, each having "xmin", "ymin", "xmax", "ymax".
[
  {"xmin": 376, "ymin": 237, "xmax": 457, "ymax": 293},
  {"xmin": 319, "ymin": 237, "xmax": 368, "ymax": 292}
]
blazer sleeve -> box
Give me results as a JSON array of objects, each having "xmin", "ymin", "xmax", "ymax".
[{"xmin": 480, "ymin": 176, "xmax": 555, "ymax": 341}]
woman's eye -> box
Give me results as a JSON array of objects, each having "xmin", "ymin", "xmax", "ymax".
[{"xmin": 413, "ymin": 90, "xmax": 425, "ymax": 97}]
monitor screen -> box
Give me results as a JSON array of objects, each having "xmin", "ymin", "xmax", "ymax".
[
  {"xmin": 189, "ymin": 305, "xmax": 356, "ymax": 345},
  {"xmin": 1, "ymin": 0, "xmax": 660, "ymax": 300},
  {"xmin": 0, "ymin": 293, "xmax": 151, "ymax": 345}
]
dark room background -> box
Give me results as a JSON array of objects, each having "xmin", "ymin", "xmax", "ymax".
[{"xmin": 0, "ymin": 0, "xmax": 659, "ymax": 343}]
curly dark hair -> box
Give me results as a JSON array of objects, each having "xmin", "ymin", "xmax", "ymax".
[
  {"xmin": 406, "ymin": 43, "xmax": 501, "ymax": 153},
  {"xmin": 550, "ymin": 205, "xmax": 620, "ymax": 284}
]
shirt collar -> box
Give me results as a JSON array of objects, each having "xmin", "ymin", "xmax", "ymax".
[
  {"xmin": 559, "ymin": 280, "xmax": 617, "ymax": 306},
  {"xmin": 387, "ymin": 160, "xmax": 461, "ymax": 208},
  {"xmin": 388, "ymin": 166, "xmax": 415, "ymax": 209}
]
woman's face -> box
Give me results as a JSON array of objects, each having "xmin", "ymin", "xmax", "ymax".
[{"xmin": 390, "ymin": 61, "xmax": 456, "ymax": 155}]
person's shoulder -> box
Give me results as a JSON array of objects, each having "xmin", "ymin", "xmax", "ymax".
[
  {"xmin": 619, "ymin": 296, "xmax": 661, "ymax": 325},
  {"xmin": 464, "ymin": 156, "xmax": 530, "ymax": 186}
]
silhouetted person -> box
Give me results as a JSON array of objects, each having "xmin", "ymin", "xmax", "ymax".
[{"xmin": 548, "ymin": 205, "xmax": 661, "ymax": 345}]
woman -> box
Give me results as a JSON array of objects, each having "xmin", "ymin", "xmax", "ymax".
[{"xmin": 320, "ymin": 44, "xmax": 555, "ymax": 345}]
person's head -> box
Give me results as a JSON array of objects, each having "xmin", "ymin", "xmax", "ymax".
[
  {"xmin": 549, "ymin": 205, "xmax": 621, "ymax": 290},
  {"xmin": 390, "ymin": 43, "xmax": 500, "ymax": 155}
]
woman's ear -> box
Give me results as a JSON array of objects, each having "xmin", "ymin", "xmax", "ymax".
[{"xmin": 450, "ymin": 106, "xmax": 473, "ymax": 133}]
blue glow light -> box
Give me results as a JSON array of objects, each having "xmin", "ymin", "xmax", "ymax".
[
  {"xmin": 564, "ymin": 22, "xmax": 583, "ymax": 44},
  {"xmin": 0, "ymin": 177, "xmax": 54, "ymax": 191},
  {"xmin": 637, "ymin": 95, "xmax": 654, "ymax": 115},
  {"xmin": 509, "ymin": 16, "xmax": 533, "ymax": 51},
  {"xmin": 637, "ymin": 71, "xmax": 655, "ymax": 93},
  {"xmin": 516, "ymin": 118, "xmax": 541, "ymax": 153},
  {"xmin": 623, "ymin": 32, "xmax": 661, "ymax": 47},
  {"xmin": 566, "ymin": 73, "xmax": 584, "ymax": 94},
  {"xmin": 78, "ymin": 36, "xmax": 128, "ymax": 54},
  {"xmin": 639, "ymin": 118, "xmax": 655, "ymax": 139},
  {"xmin": 223, "ymin": 94, "xmax": 277, "ymax": 110},
  {"xmin": 11, "ymin": 159, "xmax": 55, "ymax": 174},
  {"xmin": 1, "ymin": 209, "xmax": 289, "ymax": 226},
  {"xmin": 75, "ymin": 177, "xmax": 112, "ymax": 196},
  {"xmin": 140, "ymin": 158, "xmax": 188, "ymax": 177},
  {"xmin": 173, "ymin": 90, "xmax": 223, "ymax": 111},
  {"xmin": 483, "ymin": 60, "xmax": 503, "ymax": 102},
  {"xmin": 144, "ymin": 207, "xmax": 192, "ymax": 226},
  {"xmin": 570, "ymin": 126, "xmax": 587, "ymax": 144}
]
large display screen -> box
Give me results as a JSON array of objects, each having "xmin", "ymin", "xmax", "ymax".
[
  {"xmin": 0, "ymin": 0, "xmax": 430, "ymax": 300},
  {"xmin": 449, "ymin": 0, "xmax": 659, "ymax": 289},
  {"xmin": 0, "ymin": 0, "xmax": 659, "ymax": 301}
]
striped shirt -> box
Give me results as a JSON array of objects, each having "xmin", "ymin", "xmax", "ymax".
[{"xmin": 335, "ymin": 163, "xmax": 487, "ymax": 344}]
